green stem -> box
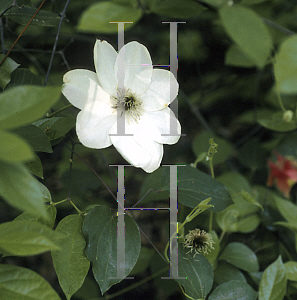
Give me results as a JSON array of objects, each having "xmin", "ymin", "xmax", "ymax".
[
  {"xmin": 277, "ymin": 92, "xmax": 286, "ymax": 112},
  {"xmin": 52, "ymin": 198, "xmax": 68, "ymax": 205},
  {"xmin": 52, "ymin": 198, "xmax": 82, "ymax": 215},
  {"xmin": 209, "ymin": 159, "xmax": 215, "ymax": 179},
  {"xmin": 69, "ymin": 198, "xmax": 82, "ymax": 215},
  {"xmin": 164, "ymin": 240, "xmax": 170, "ymax": 263},
  {"xmin": 46, "ymin": 104, "xmax": 73, "ymax": 118},
  {"xmin": 219, "ymin": 230, "xmax": 226, "ymax": 244},
  {"xmin": 274, "ymin": 60, "xmax": 286, "ymax": 112}
]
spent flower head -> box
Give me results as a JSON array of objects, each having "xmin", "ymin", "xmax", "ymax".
[
  {"xmin": 62, "ymin": 40, "xmax": 181, "ymax": 173},
  {"xmin": 183, "ymin": 228, "xmax": 214, "ymax": 257},
  {"xmin": 267, "ymin": 152, "xmax": 297, "ymax": 198}
]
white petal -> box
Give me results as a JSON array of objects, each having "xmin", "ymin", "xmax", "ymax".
[
  {"xmin": 62, "ymin": 69, "xmax": 100, "ymax": 109},
  {"xmin": 94, "ymin": 40, "xmax": 118, "ymax": 95},
  {"xmin": 115, "ymin": 41, "xmax": 153, "ymax": 95},
  {"xmin": 141, "ymin": 69, "xmax": 179, "ymax": 112},
  {"xmin": 110, "ymin": 122, "xmax": 163, "ymax": 173},
  {"xmin": 139, "ymin": 108, "xmax": 181, "ymax": 144},
  {"xmin": 76, "ymin": 93, "xmax": 116, "ymax": 149}
]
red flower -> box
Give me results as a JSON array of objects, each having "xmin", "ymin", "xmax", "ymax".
[{"xmin": 267, "ymin": 152, "xmax": 297, "ymax": 197}]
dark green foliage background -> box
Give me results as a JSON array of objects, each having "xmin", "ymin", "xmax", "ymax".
[{"xmin": 1, "ymin": 0, "xmax": 297, "ymax": 299}]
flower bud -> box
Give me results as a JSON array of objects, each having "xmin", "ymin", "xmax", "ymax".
[
  {"xmin": 183, "ymin": 228, "xmax": 215, "ymax": 257},
  {"xmin": 283, "ymin": 110, "xmax": 293, "ymax": 123}
]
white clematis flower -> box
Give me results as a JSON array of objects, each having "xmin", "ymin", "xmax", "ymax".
[{"xmin": 62, "ymin": 40, "xmax": 181, "ymax": 173}]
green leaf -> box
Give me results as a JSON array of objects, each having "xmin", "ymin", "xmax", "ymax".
[
  {"xmin": 192, "ymin": 130, "xmax": 233, "ymax": 166},
  {"xmin": 285, "ymin": 261, "xmax": 297, "ymax": 281},
  {"xmin": 15, "ymin": 204, "xmax": 57, "ymax": 229},
  {"xmin": 0, "ymin": 54, "xmax": 19, "ymax": 89},
  {"xmin": 0, "ymin": 129, "xmax": 33, "ymax": 162},
  {"xmin": 0, "ymin": 85, "xmax": 61, "ymax": 130},
  {"xmin": 6, "ymin": 68, "xmax": 42, "ymax": 88},
  {"xmin": 274, "ymin": 36, "xmax": 297, "ymax": 94},
  {"xmin": 249, "ymin": 271, "xmax": 263, "ymax": 286},
  {"xmin": 274, "ymin": 195, "xmax": 297, "ymax": 224},
  {"xmin": 38, "ymin": 180, "xmax": 52, "ymax": 202},
  {"xmin": 216, "ymin": 204, "xmax": 261, "ymax": 233},
  {"xmin": 4, "ymin": 6, "xmax": 60, "ymax": 27},
  {"xmin": 205, "ymin": 230, "xmax": 220, "ymax": 267},
  {"xmin": 259, "ymin": 256, "xmax": 287, "ymax": 300},
  {"xmin": 0, "ymin": 264, "xmax": 61, "ymax": 300},
  {"xmin": 0, "ymin": 0, "xmax": 14, "ymax": 15},
  {"xmin": 274, "ymin": 221, "xmax": 297, "ymax": 232},
  {"xmin": 77, "ymin": 2, "xmax": 142, "ymax": 33},
  {"xmin": 73, "ymin": 277, "xmax": 100, "ymax": 300},
  {"xmin": 82, "ymin": 205, "xmax": 141, "ymax": 294},
  {"xmin": 196, "ymin": 0, "xmax": 226, "ymax": 7},
  {"xmin": 52, "ymin": 215, "xmax": 90, "ymax": 300},
  {"xmin": 225, "ymin": 44, "xmax": 257, "ymax": 68},
  {"xmin": 0, "ymin": 220, "xmax": 62, "ymax": 256},
  {"xmin": 0, "ymin": 160, "xmax": 48, "ymax": 217},
  {"xmin": 216, "ymin": 204, "xmax": 240, "ymax": 232},
  {"xmin": 219, "ymin": 4, "xmax": 272, "ymax": 69},
  {"xmin": 24, "ymin": 155, "xmax": 44, "ymax": 178},
  {"xmin": 13, "ymin": 125, "xmax": 53, "ymax": 153},
  {"xmin": 257, "ymin": 111, "xmax": 297, "ymax": 132},
  {"xmin": 241, "ymin": 190, "xmax": 264, "ymax": 211},
  {"xmin": 208, "ymin": 280, "xmax": 257, "ymax": 300},
  {"xmin": 218, "ymin": 172, "xmax": 259, "ymax": 214},
  {"xmin": 161, "ymin": 165, "xmax": 232, "ymax": 212},
  {"xmin": 138, "ymin": 167, "xmax": 169, "ymax": 204},
  {"xmin": 130, "ymin": 247, "xmax": 155, "ymax": 276},
  {"xmin": 219, "ymin": 242, "xmax": 259, "ymax": 272},
  {"xmin": 214, "ymin": 262, "xmax": 247, "ymax": 285},
  {"xmin": 149, "ymin": 0, "xmax": 205, "ymax": 18},
  {"xmin": 176, "ymin": 245, "xmax": 213, "ymax": 299},
  {"xmin": 241, "ymin": 0, "xmax": 269, "ymax": 4},
  {"xmin": 33, "ymin": 117, "xmax": 75, "ymax": 141},
  {"xmin": 276, "ymin": 131, "xmax": 297, "ymax": 158}
]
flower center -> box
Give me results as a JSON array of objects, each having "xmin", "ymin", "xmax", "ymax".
[{"xmin": 112, "ymin": 88, "xmax": 142, "ymax": 122}]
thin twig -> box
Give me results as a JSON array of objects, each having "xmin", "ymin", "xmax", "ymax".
[
  {"xmin": 0, "ymin": 0, "xmax": 16, "ymax": 18},
  {"xmin": 0, "ymin": 0, "xmax": 46, "ymax": 67},
  {"xmin": 63, "ymin": 142, "xmax": 117, "ymax": 201},
  {"xmin": 262, "ymin": 17, "xmax": 296, "ymax": 36},
  {"xmin": 67, "ymin": 142, "xmax": 75, "ymax": 200},
  {"xmin": 137, "ymin": 224, "xmax": 167, "ymax": 262},
  {"xmin": 44, "ymin": 0, "xmax": 71, "ymax": 86},
  {"xmin": 179, "ymin": 89, "xmax": 212, "ymax": 131},
  {"xmin": 46, "ymin": 104, "xmax": 73, "ymax": 117},
  {"xmin": 132, "ymin": 188, "xmax": 160, "ymax": 208},
  {"xmin": 0, "ymin": 18, "xmax": 5, "ymax": 54},
  {"xmin": 102, "ymin": 267, "xmax": 168, "ymax": 300}
]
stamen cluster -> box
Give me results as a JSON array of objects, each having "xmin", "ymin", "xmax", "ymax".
[
  {"xmin": 112, "ymin": 88, "xmax": 142, "ymax": 121},
  {"xmin": 183, "ymin": 228, "xmax": 214, "ymax": 257}
]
